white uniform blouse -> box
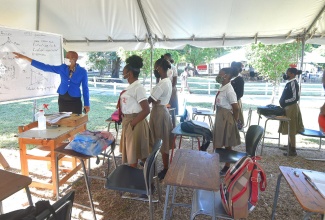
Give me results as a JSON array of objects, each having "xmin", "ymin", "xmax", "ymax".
[
  {"xmin": 215, "ymin": 82, "xmax": 237, "ymax": 110},
  {"xmin": 120, "ymin": 80, "xmax": 147, "ymax": 114},
  {"xmin": 150, "ymin": 78, "xmax": 172, "ymax": 105}
]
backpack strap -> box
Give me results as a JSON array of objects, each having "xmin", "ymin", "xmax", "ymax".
[{"xmin": 250, "ymin": 163, "xmax": 267, "ymax": 206}]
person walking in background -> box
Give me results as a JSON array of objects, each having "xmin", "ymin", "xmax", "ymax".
[
  {"xmin": 148, "ymin": 56, "xmax": 173, "ymax": 180},
  {"xmin": 180, "ymin": 67, "xmax": 191, "ymax": 93},
  {"xmin": 213, "ymin": 67, "xmax": 241, "ymax": 176},
  {"xmin": 119, "ymin": 55, "xmax": 151, "ymax": 167},
  {"xmin": 164, "ymin": 53, "xmax": 179, "ymax": 116},
  {"xmin": 279, "ymin": 68, "xmax": 304, "ymax": 156},
  {"xmin": 231, "ymin": 61, "xmax": 245, "ymax": 128},
  {"xmin": 13, "ymin": 51, "xmax": 90, "ymax": 114}
]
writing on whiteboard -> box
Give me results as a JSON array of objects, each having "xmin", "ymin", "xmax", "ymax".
[{"xmin": 0, "ymin": 26, "xmax": 62, "ymax": 102}]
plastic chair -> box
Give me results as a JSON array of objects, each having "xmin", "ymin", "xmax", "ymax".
[
  {"xmin": 105, "ymin": 139, "xmax": 162, "ymax": 220},
  {"xmin": 239, "ymin": 108, "xmax": 252, "ymax": 138},
  {"xmin": 215, "ymin": 125, "xmax": 264, "ymax": 163},
  {"xmin": 190, "ymin": 189, "xmax": 257, "ymax": 220},
  {"xmin": 190, "ymin": 190, "xmax": 233, "ymax": 220},
  {"xmin": 35, "ymin": 191, "xmax": 75, "ymax": 220}
]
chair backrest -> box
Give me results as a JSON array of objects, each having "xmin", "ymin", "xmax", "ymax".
[
  {"xmin": 35, "ymin": 191, "xmax": 75, "ymax": 220},
  {"xmin": 245, "ymin": 125, "xmax": 264, "ymax": 157},
  {"xmin": 143, "ymin": 139, "xmax": 162, "ymax": 194}
]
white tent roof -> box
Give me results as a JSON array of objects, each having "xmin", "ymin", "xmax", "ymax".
[
  {"xmin": 303, "ymin": 51, "xmax": 325, "ymax": 63},
  {"xmin": 1, "ymin": 0, "xmax": 325, "ymax": 51},
  {"xmin": 210, "ymin": 48, "xmax": 247, "ymax": 64}
]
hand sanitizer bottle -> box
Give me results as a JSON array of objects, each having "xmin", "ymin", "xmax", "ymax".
[{"xmin": 36, "ymin": 110, "xmax": 46, "ymax": 130}]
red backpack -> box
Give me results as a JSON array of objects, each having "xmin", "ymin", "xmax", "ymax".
[{"xmin": 220, "ymin": 156, "xmax": 267, "ymax": 219}]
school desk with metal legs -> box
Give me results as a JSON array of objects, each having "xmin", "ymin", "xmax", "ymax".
[
  {"xmin": 163, "ymin": 149, "xmax": 220, "ymax": 220},
  {"xmin": 258, "ymin": 114, "xmax": 290, "ymax": 156},
  {"xmin": 54, "ymin": 141, "xmax": 116, "ymax": 220},
  {"xmin": 170, "ymin": 121, "xmax": 209, "ymax": 163},
  {"xmin": 191, "ymin": 108, "xmax": 214, "ymax": 129},
  {"xmin": 0, "ymin": 170, "xmax": 33, "ymax": 214},
  {"xmin": 271, "ymin": 166, "xmax": 325, "ymax": 220}
]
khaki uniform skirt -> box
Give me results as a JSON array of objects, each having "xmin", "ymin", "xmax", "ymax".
[
  {"xmin": 238, "ymin": 99, "xmax": 244, "ymax": 125},
  {"xmin": 213, "ymin": 106, "xmax": 241, "ymax": 149},
  {"xmin": 169, "ymin": 86, "xmax": 179, "ymax": 115},
  {"xmin": 149, "ymin": 104, "xmax": 173, "ymax": 154},
  {"xmin": 278, "ymin": 103, "xmax": 304, "ymax": 135},
  {"xmin": 119, "ymin": 113, "xmax": 150, "ymax": 164}
]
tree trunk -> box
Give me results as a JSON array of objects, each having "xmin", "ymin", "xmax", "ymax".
[
  {"xmin": 270, "ymin": 80, "xmax": 280, "ymax": 104},
  {"xmin": 111, "ymin": 57, "xmax": 121, "ymax": 78},
  {"xmin": 99, "ymin": 69, "xmax": 104, "ymax": 77}
]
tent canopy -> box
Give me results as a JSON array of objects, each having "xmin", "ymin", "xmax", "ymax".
[
  {"xmin": 210, "ymin": 48, "xmax": 247, "ymax": 64},
  {"xmin": 1, "ymin": 0, "xmax": 325, "ymax": 51}
]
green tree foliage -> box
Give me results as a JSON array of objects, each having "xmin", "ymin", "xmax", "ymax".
[
  {"xmin": 246, "ymin": 42, "xmax": 299, "ymax": 83},
  {"xmin": 246, "ymin": 42, "xmax": 299, "ymax": 103},
  {"xmin": 87, "ymin": 52, "xmax": 121, "ymax": 78},
  {"xmin": 180, "ymin": 45, "xmax": 217, "ymax": 67},
  {"xmin": 119, "ymin": 48, "xmax": 180, "ymax": 78}
]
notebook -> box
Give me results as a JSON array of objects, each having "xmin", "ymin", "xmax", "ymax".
[{"xmin": 302, "ymin": 170, "xmax": 325, "ymax": 198}]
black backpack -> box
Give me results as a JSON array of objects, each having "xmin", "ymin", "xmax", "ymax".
[
  {"xmin": 257, "ymin": 104, "xmax": 285, "ymax": 116},
  {"xmin": 180, "ymin": 120, "xmax": 212, "ymax": 151}
]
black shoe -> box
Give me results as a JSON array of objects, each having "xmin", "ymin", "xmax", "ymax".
[
  {"xmin": 279, "ymin": 145, "xmax": 288, "ymax": 151},
  {"xmin": 220, "ymin": 166, "xmax": 230, "ymax": 176},
  {"xmin": 139, "ymin": 161, "xmax": 145, "ymax": 167},
  {"xmin": 158, "ymin": 169, "xmax": 168, "ymax": 180},
  {"xmin": 139, "ymin": 194, "xmax": 148, "ymax": 199},
  {"xmin": 283, "ymin": 151, "xmax": 297, "ymax": 156}
]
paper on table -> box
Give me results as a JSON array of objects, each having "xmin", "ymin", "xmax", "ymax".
[
  {"xmin": 46, "ymin": 112, "xmax": 72, "ymax": 124},
  {"xmin": 302, "ymin": 170, "xmax": 325, "ymax": 198}
]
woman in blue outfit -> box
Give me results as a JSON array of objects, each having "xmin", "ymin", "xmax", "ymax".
[{"xmin": 13, "ymin": 51, "xmax": 90, "ymax": 114}]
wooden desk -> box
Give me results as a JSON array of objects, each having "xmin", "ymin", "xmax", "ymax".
[
  {"xmin": 170, "ymin": 121, "xmax": 209, "ymax": 163},
  {"xmin": 17, "ymin": 115, "xmax": 87, "ymax": 195},
  {"xmin": 271, "ymin": 166, "xmax": 325, "ymax": 219},
  {"xmin": 0, "ymin": 170, "xmax": 33, "ymax": 214},
  {"xmin": 163, "ymin": 149, "xmax": 220, "ymax": 220}
]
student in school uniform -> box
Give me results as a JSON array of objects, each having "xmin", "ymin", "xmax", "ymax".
[
  {"xmin": 279, "ymin": 68, "xmax": 304, "ymax": 156},
  {"xmin": 149, "ymin": 56, "xmax": 173, "ymax": 180},
  {"xmin": 213, "ymin": 67, "xmax": 241, "ymax": 176},
  {"xmin": 119, "ymin": 55, "xmax": 151, "ymax": 167},
  {"xmin": 231, "ymin": 62, "xmax": 245, "ymax": 126}
]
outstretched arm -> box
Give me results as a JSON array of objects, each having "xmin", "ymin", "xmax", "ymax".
[{"xmin": 13, "ymin": 52, "xmax": 32, "ymax": 63}]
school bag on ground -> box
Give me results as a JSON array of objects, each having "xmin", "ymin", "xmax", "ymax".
[
  {"xmin": 180, "ymin": 120, "xmax": 212, "ymax": 151},
  {"xmin": 220, "ymin": 156, "xmax": 267, "ymax": 219}
]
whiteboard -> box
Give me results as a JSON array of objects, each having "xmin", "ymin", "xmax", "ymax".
[{"xmin": 0, "ymin": 26, "xmax": 63, "ymax": 102}]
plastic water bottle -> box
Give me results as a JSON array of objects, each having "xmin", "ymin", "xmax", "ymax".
[{"xmin": 36, "ymin": 110, "xmax": 46, "ymax": 130}]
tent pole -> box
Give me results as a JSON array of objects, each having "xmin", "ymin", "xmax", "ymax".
[
  {"xmin": 298, "ymin": 36, "xmax": 305, "ymax": 105},
  {"xmin": 150, "ymin": 42, "xmax": 153, "ymax": 89},
  {"xmin": 36, "ymin": 0, "xmax": 40, "ymax": 30}
]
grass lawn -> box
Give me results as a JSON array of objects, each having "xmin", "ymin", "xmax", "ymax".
[{"xmin": 0, "ymin": 94, "xmax": 119, "ymax": 149}]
